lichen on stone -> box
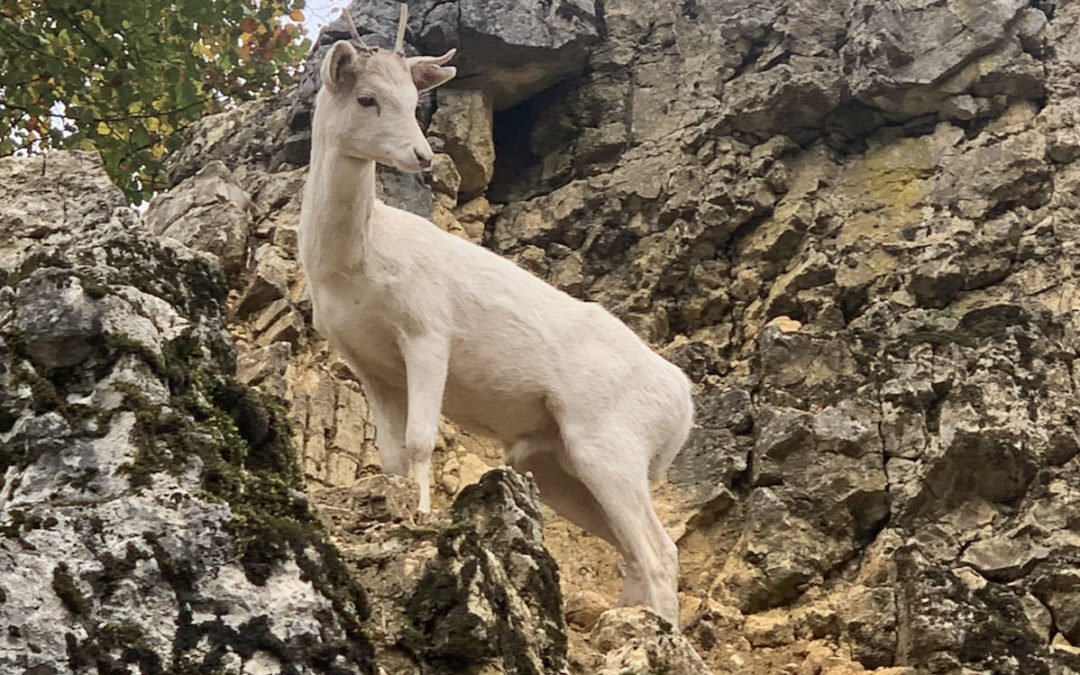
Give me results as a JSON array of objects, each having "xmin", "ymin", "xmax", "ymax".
[{"xmin": 0, "ymin": 152, "xmax": 377, "ymax": 674}]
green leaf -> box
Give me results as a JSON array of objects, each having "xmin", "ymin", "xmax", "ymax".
[{"xmin": 0, "ymin": 0, "xmax": 306, "ymax": 203}]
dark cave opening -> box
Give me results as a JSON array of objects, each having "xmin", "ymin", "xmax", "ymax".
[
  {"xmin": 487, "ymin": 95, "xmax": 547, "ymax": 205},
  {"xmin": 485, "ymin": 76, "xmax": 585, "ymax": 206}
]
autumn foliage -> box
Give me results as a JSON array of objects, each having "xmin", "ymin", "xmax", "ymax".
[{"xmin": 0, "ymin": 0, "xmax": 309, "ymax": 201}]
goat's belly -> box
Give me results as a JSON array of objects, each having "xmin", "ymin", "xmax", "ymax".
[{"xmin": 442, "ymin": 381, "xmax": 553, "ymax": 441}]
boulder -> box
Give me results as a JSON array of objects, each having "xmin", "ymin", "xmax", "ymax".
[
  {"xmin": 145, "ymin": 160, "xmax": 252, "ymax": 278},
  {"xmin": 0, "ymin": 152, "xmax": 375, "ymax": 674}
]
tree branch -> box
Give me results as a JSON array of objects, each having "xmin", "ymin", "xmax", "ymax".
[
  {"xmin": 2, "ymin": 94, "xmax": 214, "ymax": 124},
  {"xmin": 0, "ymin": 23, "xmax": 67, "ymax": 63},
  {"xmin": 47, "ymin": 2, "xmax": 114, "ymax": 62}
]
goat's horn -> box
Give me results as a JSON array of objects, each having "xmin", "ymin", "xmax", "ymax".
[
  {"xmin": 341, "ymin": 8, "xmax": 368, "ymax": 46},
  {"xmin": 394, "ymin": 3, "xmax": 408, "ymax": 54}
]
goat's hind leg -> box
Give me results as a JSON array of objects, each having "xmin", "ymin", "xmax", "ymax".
[
  {"xmin": 508, "ymin": 434, "xmax": 619, "ymax": 548},
  {"xmin": 511, "ymin": 436, "xmax": 656, "ymax": 606},
  {"xmin": 557, "ymin": 424, "xmax": 680, "ymax": 626}
]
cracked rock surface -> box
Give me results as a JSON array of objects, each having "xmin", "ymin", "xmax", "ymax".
[
  {"xmin": 16, "ymin": 0, "xmax": 1080, "ymax": 672},
  {"xmin": 481, "ymin": 0, "xmax": 1080, "ymax": 671},
  {"xmin": 0, "ymin": 151, "xmax": 376, "ymax": 674},
  {"xmin": 0, "ymin": 153, "xmax": 567, "ymax": 674},
  {"xmin": 315, "ymin": 468, "xmax": 567, "ymax": 674}
]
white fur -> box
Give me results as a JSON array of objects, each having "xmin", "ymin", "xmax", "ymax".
[{"xmin": 298, "ymin": 42, "xmax": 694, "ymax": 625}]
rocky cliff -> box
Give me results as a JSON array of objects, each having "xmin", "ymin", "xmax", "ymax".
[
  {"xmin": 0, "ymin": 152, "xmax": 378, "ymax": 673},
  {"xmin": 4, "ymin": 0, "xmax": 1080, "ymax": 673},
  {"xmin": 0, "ymin": 153, "xmax": 570, "ymax": 673}
]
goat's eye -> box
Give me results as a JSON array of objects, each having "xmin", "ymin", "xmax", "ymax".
[{"xmin": 357, "ymin": 95, "xmax": 378, "ymax": 107}]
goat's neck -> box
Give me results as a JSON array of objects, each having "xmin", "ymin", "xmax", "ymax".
[{"xmin": 302, "ymin": 146, "xmax": 378, "ymax": 275}]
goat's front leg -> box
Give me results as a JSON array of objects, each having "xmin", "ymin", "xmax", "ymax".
[
  {"xmin": 357, "ymin": 373, "xmax": 408, "ymax": 476},
  {"xmin": 400, "ymin": 333, "xmax": 450, "ymax": 514}
]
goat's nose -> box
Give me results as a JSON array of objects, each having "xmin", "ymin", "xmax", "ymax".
[{"xmin": 414, "ymin": 147, "xmax": 433, "ymax": 170}]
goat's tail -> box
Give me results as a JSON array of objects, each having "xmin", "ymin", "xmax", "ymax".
[{"xmin": 648, "ymin": 374, "xmax": 695, "ymax": 483}]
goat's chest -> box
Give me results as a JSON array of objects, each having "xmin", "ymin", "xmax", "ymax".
[{"xmin": 309, "ymin": 279, "xmax": 406, "ymax": 377}]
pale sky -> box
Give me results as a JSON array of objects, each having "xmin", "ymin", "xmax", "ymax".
[{"xmin": 302, "ymin": 0, "xmax": 348, "ymax": 42}]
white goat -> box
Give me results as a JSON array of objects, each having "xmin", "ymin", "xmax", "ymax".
[{"xmin": 298, "ymin": 35, "xmax": 694, "ymax": 624}]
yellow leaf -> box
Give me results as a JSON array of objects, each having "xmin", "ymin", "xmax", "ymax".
[
  {"xmin": 289, "ymin": 9, "xmax": 303, "ymax": 21},
  {"xmin": 96, "ymin": 121, "xmax": 110, "ymax": 135},
  {"xmin": 77, "ymin": 138, "xmax": 95, "ymax": 151},
  {"xmin": 127, "ymin": 101, "xmax": 143, "ymax": 114}
]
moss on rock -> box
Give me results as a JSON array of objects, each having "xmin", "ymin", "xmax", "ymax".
[
  {"xmin": 1, "ymin": 226, "xmax": 376, "ymax": 673},
  {"xmin": 52, "ymin": 562, "xmax": 90, "ymax": 617},
  {"xmin": 402, "ymin": 469, "xmax": 567, "ymax": 675}
]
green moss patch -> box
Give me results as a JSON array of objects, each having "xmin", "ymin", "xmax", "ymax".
[
  {"xmin": 65, "ymin": 619, "xmax": 164, "ymax": 674},
  {"xmin": 53, "ymin": 562, "xmax": 90, "ymax": 617},
  {"xmin": 2, "ymin": 234, "xmax": 376, "ymax": 672},
  {"xmin": 402, "ymin": 472, "xmax": 566, "ymax": 674}
]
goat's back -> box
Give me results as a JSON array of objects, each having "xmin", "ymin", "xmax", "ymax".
[{"xmin": 371, "ymin": 203, "xmax": 693, "ymax": 459}]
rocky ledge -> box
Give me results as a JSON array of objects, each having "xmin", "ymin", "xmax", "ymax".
[
  {"xmin": 8, "ymin": 0, "xmax": 1080, "ymax": 673},
  {"xmin": 0, "ymin": 152, "xmax": 592, "ymax": 674},
  {"xmin": 0, "ymin": 151, "xmax": 377, "ymax": 673}
]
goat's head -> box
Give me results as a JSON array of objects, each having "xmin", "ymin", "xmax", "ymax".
[{"xmin": 315, "ymin": 40, "xmax": 456, "ymax": 172}]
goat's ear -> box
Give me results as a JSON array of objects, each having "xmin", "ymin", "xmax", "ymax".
[
  {"xmin": 408, "ymin": 49, "xmax": 457, "ymax": 93},
  {"xmin": 322, "ymin": 40, "xmax": 360, "ymax": 93}
]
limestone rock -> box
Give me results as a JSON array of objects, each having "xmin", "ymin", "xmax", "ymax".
[
  {"xmin": 431, "ymin": 89, "xmax": 496, "ymax": 197},
  {"xmin": 890, "ymin": 546, "xmax": 1051, "ymax": 673},
  {"xmin": 145, "ymin": 160, "xmax": 252, "ymax": 277},
  {"xmin": 744, "ymin": 611, "xmax": 796, "ymax": 648},
  {"xmin": 234, "ymin": 245, "xmax": 293, "ymax": 318},
  {"xmin": 431, "ymin": 151, "xmax": 462, "ymax": 197},
  {"xmin": 565, "ymin": 589, "xmax": 608, "ymax": 630},
  {"xmin": 403, "ymin": 469, "xmax": 567, "ymax": 674},
  {"xmin": 840, "ymin": 585, "xmax": 898, "ymax": 668},
  {"xmin": 237, "ymin": 341, "xmax": 292, "ymax": 398},
  {"xmin": 254, "ymin": 304, "xmax": 304, "ymax": 348},
  {"xmin": 960, "ymin": 534, "xmax": 1050, "ymax": 582},
  {"xmin": 167, "ymin": 90, "xmax": 298, "ymax": 186},
  {"xmin": 592, "ymin": 607, "xmax": 710, "ymax": 675},
  {"xmin": 438, "ymin": 451, "xmax": 493, "ymax": 496},
  {"xmin": 377, "ymin": 165, "xmax": 434, "ymax": 217},
  {"xmin": 0, "ymin": 151, "xmax": 135, "ymax": 272},
  {"xmin": 844, "ymin": 0, "xmax": 1041, "ymax": 119},
  {"xmin": 668, "ymin": 387, "xmax": 752, "ymax": 515},
  {"xmin": 308, "ymin": 0, "xmax": 601, "ymax": 111},
  {"xmin": 0, "ymin": 152, "xmax": 375, "ymax": 674},
  {"xmin": 454, "ymin": 196, "xmax": 493, "ymax": 243}
]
